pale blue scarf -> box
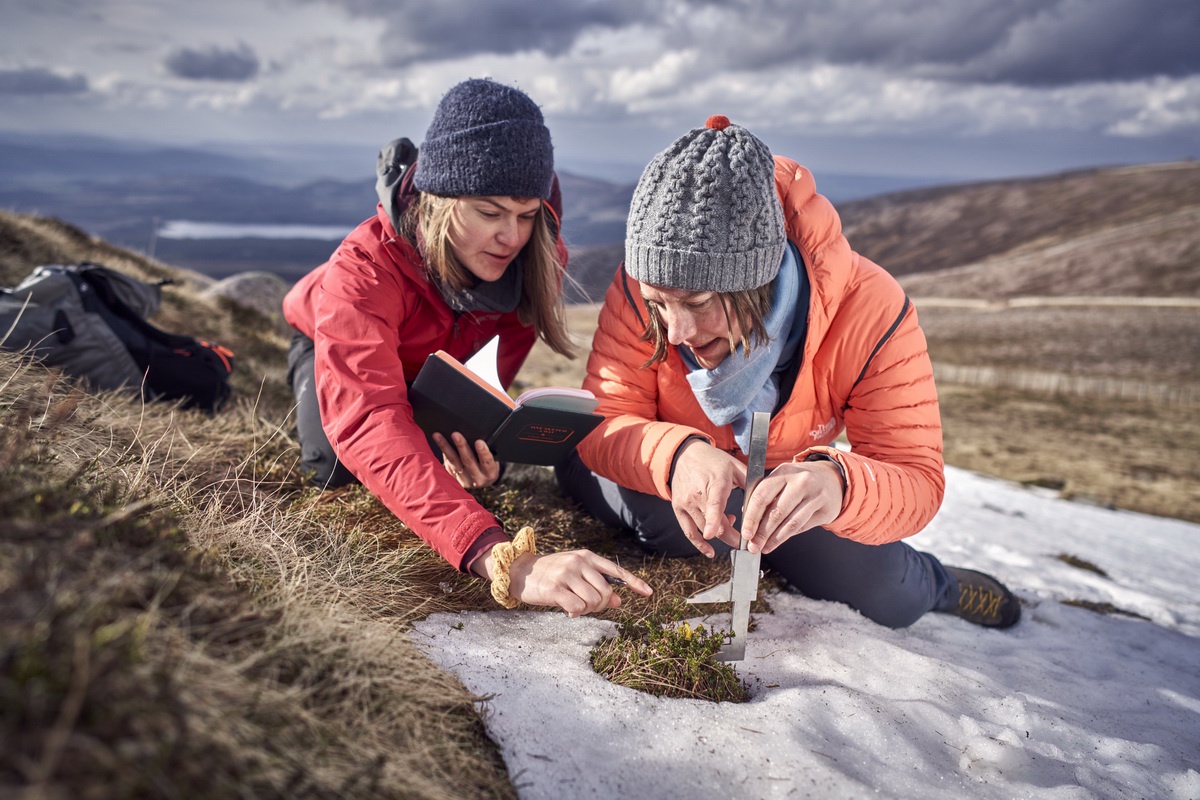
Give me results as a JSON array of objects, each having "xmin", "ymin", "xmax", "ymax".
[{"xmin": 680, "ymin": 243, "xmax": 804, "ymax": 454}]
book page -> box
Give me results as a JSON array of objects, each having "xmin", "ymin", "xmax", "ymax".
[
  {"xmin": 515, "ymin": 385, "xmax": 595, "ymax": 405},
  {"xmin": 463, "ymin": 336, "xmax": 505, "ymax": 394},
  {"xmin": 517, "ymin": 388, "xmax": 598, "ymax": 414},
  {"xmin": 434, "ymin": 350, "xmax": 515, "ymax": 409}
]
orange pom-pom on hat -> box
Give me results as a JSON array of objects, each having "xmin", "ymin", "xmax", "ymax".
[{"xmin": 705, "ymin": 114, "xmax": 731, "ymax": 130}]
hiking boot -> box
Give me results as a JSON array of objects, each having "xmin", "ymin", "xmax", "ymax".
[{"xmin": 941, "ymin": 567, "xmax": 1021, "ymax": 628}]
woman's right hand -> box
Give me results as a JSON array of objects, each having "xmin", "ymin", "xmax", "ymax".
[
  {"xmin": 489, "ymin": 549, "xmax": 653, "ymax": 617},
  {"xmin": 669, "ymin": 439, "xmax": 746, "ymax": 557}
]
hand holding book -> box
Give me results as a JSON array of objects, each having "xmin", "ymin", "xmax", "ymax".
[
  {"xmin": 435, "ymin": 430, "xmax": 502, "ymax": 489},
  {"xmin": 409, "ymin": 350, "xmax": 603, "ymax": 467}
]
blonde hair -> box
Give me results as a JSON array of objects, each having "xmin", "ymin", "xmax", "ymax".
[
  {"xmin": 403, "ymin": 194, "xmax": 576, "ymax": 358},
  {"xmin": 640, "ymin": 282, "xmax": 773, "ymax": 367}
]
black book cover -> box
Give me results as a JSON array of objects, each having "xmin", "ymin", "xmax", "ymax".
[{"xmin": 409, "ymin": 351, "xmax": 602, "ymax": 466}]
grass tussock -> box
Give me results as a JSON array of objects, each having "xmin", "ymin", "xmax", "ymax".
[
  {"xmin": 591, "ymin": 600, "xmax": 748, "ymax": 703},
  {"xmin": 1061, "ymin": 599, "xmax": 1151, "ymax": 621}
]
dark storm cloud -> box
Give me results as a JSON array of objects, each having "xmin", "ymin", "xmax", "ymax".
[
  {"xmin": 0, "ymin": 67, "xmax": 88, "ymax": 95},
  {"xmin": 670, "ymin": 0, "xmax": 1200, "ymax": 86},
  {"xmin": 952, "ymin": 1, "xmax": 1200, "ymax": 85},
  {"xmin": 314, "ymin": 0, "xmax": 1199, "ymax": 85},
  {"xmin": 327, "ymin": 0, "xmax": 657, "ymax": 65},
  {"xmin": 164, "ymin": 43, "xmax": 260, "ymax": 81}
]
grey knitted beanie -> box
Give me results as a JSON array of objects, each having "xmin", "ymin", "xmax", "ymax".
[
  {"xmin": 414, "ymin": 78, "xmax": 554, "ymax": 200},
  {"xmin": 625, "ymin": 115, "xmax": 786, "ymax": 292}
]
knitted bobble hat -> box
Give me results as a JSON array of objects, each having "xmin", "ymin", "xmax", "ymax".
[
  {"xmin": 414, "ymin": 78, "xmax": 554, "ymax": 200},
  {"xmin": 625, "ymin": 115, "xmax": 786, "ymax": 292}
]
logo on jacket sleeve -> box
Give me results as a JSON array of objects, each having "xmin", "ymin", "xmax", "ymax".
[{"xmin": 810, "ymin": 416, "xmax": 836, "ymax": 441}]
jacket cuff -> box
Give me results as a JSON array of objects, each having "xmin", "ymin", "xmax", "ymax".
[
  {"xmin": 804, "ymin": 452, "xmax": 848, "ymax": 492},
  {"xmin": 463, "ymin": 526, "xmax": 510, "ymax": 576},
  {"xmin": 668, "ymin": 435, "xmax": 709, "ymax": 486}
]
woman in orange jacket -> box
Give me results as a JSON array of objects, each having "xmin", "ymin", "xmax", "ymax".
[
  {"xmin": 556, "ymin": 115, "xmax": 1017, "ymax": 629},
  {"xmin": 283, "ymin": 78, "xmax": 651, "ymax": 615}
]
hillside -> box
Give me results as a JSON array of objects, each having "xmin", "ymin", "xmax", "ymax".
[
  {"xmin": 840, "ymin": 160, "xmax": 1200, "ymax": 297},
  {"xmin": 0, "ymin": 211, "xmax": 527, "ymax": 798},
  {"xmin": 0, "ymin": 130, "xmax": 639, "ymax": 281}
]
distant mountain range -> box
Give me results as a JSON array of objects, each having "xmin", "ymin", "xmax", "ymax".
[
  {"xmin": 20, "ymin": 133, "xmax": 1190, "ymax": 303},
  {"xmin": 0, "ymin": 132, "xmax": 946, "ymax": 286},
  {"xmin": 3, "ymin": 151, "xmax": 1196, "ymax": 307},
  {"xmin": 843, "ymin": 160, "xmax": 1200, "ymax": 299}
]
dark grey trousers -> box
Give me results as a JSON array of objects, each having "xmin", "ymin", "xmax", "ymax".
[
  {"xmin": 554, "ymin": 451, "xmax": 954, "ymax": 628},
  {"xmin": 288, "ymin": 331, "xmax": 457, "ymax": 490},
  {"xmin": 287, "ymin": 332, "xmax": 359, "ymax": 488}
]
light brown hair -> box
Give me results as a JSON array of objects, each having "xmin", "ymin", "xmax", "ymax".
[{"xmin": 403, "ymin": 194, "xmax": 576, "ymax": 358}]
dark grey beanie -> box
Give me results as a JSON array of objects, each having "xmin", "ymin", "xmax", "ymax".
[
  {"xmin": 625, "ymin": 115, "xmax": 786, "ymax": 292},
  {"xmin": 414, "ymin": 78, "xmax": 554, "ymax": 200}
]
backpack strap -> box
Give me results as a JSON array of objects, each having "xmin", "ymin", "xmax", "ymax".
[
  {"xmin": 73, "ymin": 262, "xmax": 164, "ymax": 319},
  {"xmin": 377, "ymin": 137, "xmax": 419, "ymax": 235}
]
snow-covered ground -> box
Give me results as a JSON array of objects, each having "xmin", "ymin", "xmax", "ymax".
[{"xmin": 411, "ymin": 466, "xmax": 1200, "ymax": 800}]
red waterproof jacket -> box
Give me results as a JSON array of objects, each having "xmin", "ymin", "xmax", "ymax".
[
  {"xmin": 282, "ymin": 184, "xmax": 564, "ymax": 569},
  {"xmin": 577, "ymin": 157, "xmax": 945, "ymax": 545}
]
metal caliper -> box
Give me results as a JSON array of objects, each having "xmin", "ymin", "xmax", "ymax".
[{"xmin": 685, "ymin": 411, "xmax": 769, "ymax": 662}]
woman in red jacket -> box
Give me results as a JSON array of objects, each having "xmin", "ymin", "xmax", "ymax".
[
  {"xmin": 556, "ymin": 116, "xmax": 1018, "ymax": 629},
  {"xmin": 283, "ymin": 78, "xmax": 651, "ymax": 615}
]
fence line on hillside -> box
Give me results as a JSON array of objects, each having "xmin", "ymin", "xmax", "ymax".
[
  {"xmin": 933, "ymin": 364, "xmax": 1199, "ymax": 406},
  {"xmin": 913, "ymin": 296, "xmax": 1200, "ymax": 309}
]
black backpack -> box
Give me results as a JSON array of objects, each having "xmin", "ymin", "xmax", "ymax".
[{"xmin": 0, "ymin": 262, "xmax": 235, "ymax": 412}]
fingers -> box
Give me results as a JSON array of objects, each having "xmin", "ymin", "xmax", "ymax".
[
  {"xmin": 740, "ymin": 475, "xmax": 781, "ymax": 551},
  {"xmin": 558, "ymin": 573, "xmax": 607, "ymax": 618},
  {"xmin": 435, "ymin": 432, "xmax": 500, "ymax": 488},
  {"xmin": 559, "ymin": 554, "xmax": 653, "ymax": 616},
  {"xmin": 603, "ymin": 561, "xmax": 653, "ymax": 597},
  {"xmin": 510, "ymin": 551, "xmax": 653, "ymax": 617},
  {"xmin": 744, "ymin": 480, "xmax": 804, "ymax": 554},
  {"xmin": 742, "ymin": 464, "xmax": 842, "ymax": 554},
  {"xmin": 672, "ymin": 504, "xmax": 716, "ymax": 558},
  {"xmin": 667, "ymin": 442, "xmax": 743, "ymax": 558},
  {"xmin": 713, "ymin": 516, "xmax": 743, "ymax": 549},
  {"xmin": 700, "ymin": 492, "xmax": 730, "ymax": 541}
]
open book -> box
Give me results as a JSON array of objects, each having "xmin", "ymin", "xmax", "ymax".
[{"xmin": 408, "ymin": 350, "xmax": 603, "ymax": 466}]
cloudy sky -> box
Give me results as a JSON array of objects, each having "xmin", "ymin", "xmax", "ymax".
[{"xmin": 2, "ymin": 0, "xmax": 1198, "ymax": 182}]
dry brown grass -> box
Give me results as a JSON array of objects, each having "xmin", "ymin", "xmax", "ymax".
[
  {"xmin": 0, "ymin": 352, "xmax": 516, "ymax": 800},
  {"xmin": 839, "ymin": 160, "xmax": 1200, "ymax": 290}
]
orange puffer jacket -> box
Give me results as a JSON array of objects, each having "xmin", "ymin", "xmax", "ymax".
[{"xmin": 577, "ymin": 157, "xmax": 944, "ymax": 545}]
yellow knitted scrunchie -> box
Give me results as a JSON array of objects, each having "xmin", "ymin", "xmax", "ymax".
[{"xmin": 489, "ymin": 526, "xmax": 537, "ymax": 609}]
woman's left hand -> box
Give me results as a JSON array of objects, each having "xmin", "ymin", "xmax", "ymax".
[
  {"xmin": 434, "ymin": 431, "xmax": 501, "ymax": 489},
  {"xmin": 741, "ymin": 459, "xmax": 844, "ymax": 554}
]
